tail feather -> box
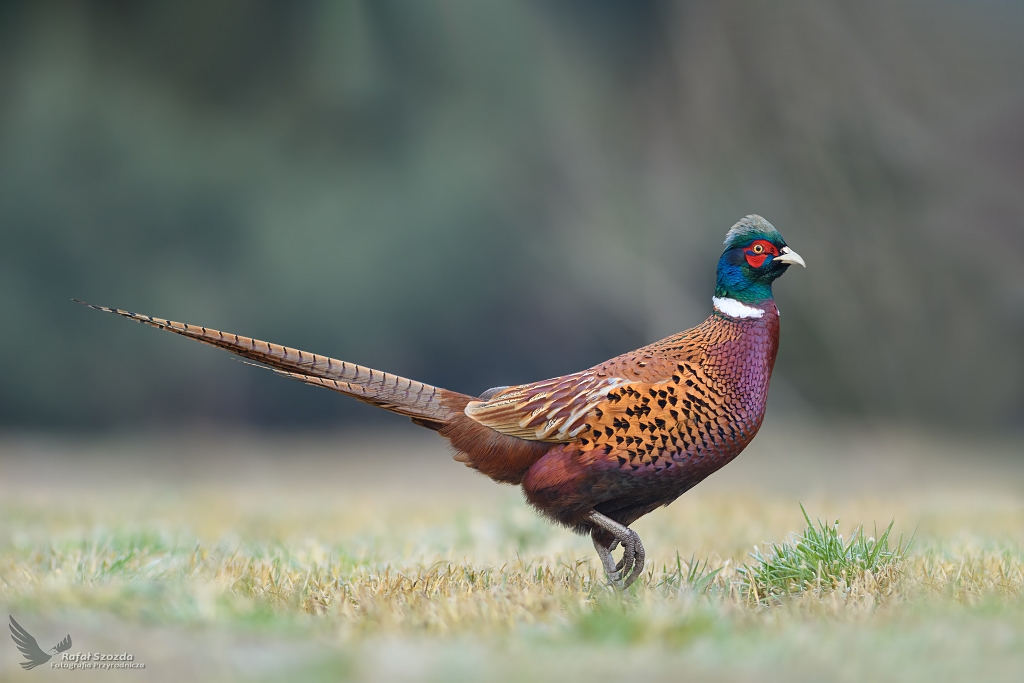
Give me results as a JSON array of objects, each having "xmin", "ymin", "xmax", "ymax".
[{"xmin": 76, "ymin": 300, "xmax": 472, "ymax": 424}]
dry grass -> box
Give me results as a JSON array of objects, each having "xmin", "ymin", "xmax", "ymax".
[
  {"xmin": 1, "ymin": 426, "xmax": 1023, "ymax": 681},
  {"xmin": 4, "ymin": 525, "xmax": 1022, "ymax": 631}
]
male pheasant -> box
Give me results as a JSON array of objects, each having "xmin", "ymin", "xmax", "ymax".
[{"xmin": 80, "ymin": 214, "xmax": 804, "ymax": 589}]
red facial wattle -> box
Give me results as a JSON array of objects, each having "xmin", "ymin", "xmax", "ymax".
[{"xmin": 744, "ymin": 239, "xmax": 779, "ymax": 268}]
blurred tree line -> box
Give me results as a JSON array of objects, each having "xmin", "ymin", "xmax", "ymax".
[{"xmin": 1, "ymin": 1, "xmax": 1022, "ymax": 431}]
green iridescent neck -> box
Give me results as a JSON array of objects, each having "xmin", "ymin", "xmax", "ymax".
[{"xmin": 715, "ymin": 250, "xmax": 775, "ymax": 304}]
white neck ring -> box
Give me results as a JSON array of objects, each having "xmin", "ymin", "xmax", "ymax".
[{"xmin": 712, "ymin": 296, "xmax": 765, "ymax": 319}]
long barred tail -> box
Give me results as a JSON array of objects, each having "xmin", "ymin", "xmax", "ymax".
[{"xmin": 76, "ymin": 301, "xmax": 472, "ymax": 426}]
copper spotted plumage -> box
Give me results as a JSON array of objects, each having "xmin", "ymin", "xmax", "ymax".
[{"xmin": 80, "ymin": 214, "xmax": 804, "ymax": 589}]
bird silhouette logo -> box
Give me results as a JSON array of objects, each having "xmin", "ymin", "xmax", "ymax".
[{"xmin": 8, "ymin": 616, "xmax": 72, "ymax": 670}]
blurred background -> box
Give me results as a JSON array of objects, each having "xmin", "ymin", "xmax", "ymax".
[
  {"xmin": 2, "ymin": 5, "xmax": 1024, "ymax": 679},
  {"xmin": 1, "ymin": 0, "xmax": 1023, "ymax": 433}
]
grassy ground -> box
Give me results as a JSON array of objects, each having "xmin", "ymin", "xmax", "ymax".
[{"xmin": 1, "ymin": 422, "xmax": 1023, "ymax": 682}]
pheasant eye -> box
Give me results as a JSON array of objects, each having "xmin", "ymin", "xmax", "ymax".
[{"xmin": 752, "ymin": 244, "xmax": 764, "ymax": 254}]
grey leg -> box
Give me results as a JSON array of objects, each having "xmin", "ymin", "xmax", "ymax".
[
  {"xmin": 587, "ymin": 511, "xmax": 646, "ymax": 590},
  {"xmin": 592, "ymin": 535, "xmax": 621, "ymax": 582}
]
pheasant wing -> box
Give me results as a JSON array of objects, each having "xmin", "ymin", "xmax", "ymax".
[
  {"xmin": 465, "ymin": 371, "xmax": 630, "ymax": 442},
  {"xmin": 465, "ymin": 350, "xmax": 726, "ymax": 475}
]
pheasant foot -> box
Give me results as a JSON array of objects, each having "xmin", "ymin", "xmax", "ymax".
[{"xmin": 588, "ymin": 511, "xmax": 645, "ymax": 590}]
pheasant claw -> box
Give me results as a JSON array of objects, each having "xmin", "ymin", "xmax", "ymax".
[{"xmin": 588, "ymin": 511, "xmax": 646, "ymax": 590}]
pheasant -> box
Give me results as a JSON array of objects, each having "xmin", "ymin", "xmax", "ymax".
[{"xmin": 79, "ymin": 214, "xmax": 804, "ymax": 589}]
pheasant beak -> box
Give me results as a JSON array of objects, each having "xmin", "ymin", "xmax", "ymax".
[{"xmin": 775, "ymin": 246, "xmax": 806, "ymax": 268}]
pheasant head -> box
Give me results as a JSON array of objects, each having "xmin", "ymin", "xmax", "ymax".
[{"xmin": 715, "ymin": 214, "xmax": 805, "ymax": 305}]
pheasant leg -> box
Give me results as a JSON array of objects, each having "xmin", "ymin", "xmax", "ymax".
[
  {"xmin": 588, "ymin": 511, "xmax": 646, "ymax": 590},
  {"xmin": 592, "ymin": 535, "xmax": 621, "ymax": 582}
]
